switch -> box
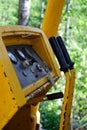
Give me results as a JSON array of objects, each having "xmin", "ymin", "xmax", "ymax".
[
  {"xmin": 42, "ymin": 64, "xmax": 57, "ymax": 90},
  {"xmin": 14, "ymin": 49, "xmax": 26, "ymax": 61},
  {"xmin": 8, "ymin": 52, "xmax": 17, "ymax": 64},
  {"xmin": 22, "ymin": 47, "xmax": 36, "ymax": 63},
  {"xmin": 30, "ymin": 62, "xmax": 43, "ymax": 78},
  {"xmin": 22, "ymin": 47, "xmax": 32, "ymax": 58},
  {"xmin": 22, "ymin": 71, "xmax": 27, "ymax": 77},
  {"xmin": 36, "ymin": 63, "xmax": 43, "ymax": 71},
  {"xmin": 22, "ymin": 60, "xmax": 29, "ymax": 68}
]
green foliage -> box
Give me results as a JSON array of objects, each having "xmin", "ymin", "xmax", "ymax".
[
  {"xmin": 39, "ymin": 100, "xmax": 61, "ymax": 130},
  {"xmin": 0, "ymin": 0, "xmax": 18, "ymax": 25},
  {"xmin": 29, "ymin": 0, "xmax": 47, "ymax": 27}
]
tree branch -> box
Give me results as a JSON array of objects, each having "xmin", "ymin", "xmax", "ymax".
[{"xmin": 75, "ymin": 123, "xmax": 87, "ymax": 130}]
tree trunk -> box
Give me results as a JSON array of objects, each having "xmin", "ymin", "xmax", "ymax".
[{"xmin": 18, "ymin": 0, "xmax": 31, "ymax": 26}]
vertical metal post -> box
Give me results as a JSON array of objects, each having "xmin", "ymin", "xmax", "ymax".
[
  {"xmin": 59, "ymin": 72, "xmax": 71, "ymax": 130},
  {"xmin": 63, "ymin": 69, "xmax": 75, "ymax": 130},
  {"xmin": 42, "ymin": 0, "xmax": 64, "ymax": 38},
  {"xmin": 59, "ymin": 69, "xmax": 75, "ymax": 130}
]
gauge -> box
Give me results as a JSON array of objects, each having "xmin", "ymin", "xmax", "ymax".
[
  {"xmin": 14, "ymin": 49, "xmax": 26, "ymax": 61},
  {"xmin": 8, "ymin": 52, "xmax": 17, "ymax": 64}
]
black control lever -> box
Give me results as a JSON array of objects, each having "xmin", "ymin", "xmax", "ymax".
[
  {"xmin": 22, "ymin": 47, "xmax": 36, "ymax": 63},
  {"xmin": 56, "ymin": 36, "xmax": 74, "ymax": 69},
  {"xmin": 14, "ymin": 49, "xmax": 29, "ymax": 67},
  {"xmin": 8, "ymin": 51, "xmax": 17, "ymax": 64},
  {"xmin": 45, "ymin": 92, "xmax": 63, "ymax": 101},
  {"xmin": 14, "ymin": 49, "xmax": 26, "ymax": 61},
  {"xmin": 49, "ymin": 37, "xmax": 69, "ymax": 72}
]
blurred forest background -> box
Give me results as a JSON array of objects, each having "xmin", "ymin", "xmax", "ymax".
[{"xmin": 0, "ymin": 0, "xmax": 87, "ymax": 129}]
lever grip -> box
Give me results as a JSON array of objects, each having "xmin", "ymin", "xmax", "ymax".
[
  {"xmin": 56, "ymin": 36, "xmax": 74, "ymax": 69},
  {"xmin": 47, "ymin": 92, "xmax": 63, "ymax": 100},
  {"xmin": 49, "ymin": 37, "xmax": 69, "ymax": 72}
]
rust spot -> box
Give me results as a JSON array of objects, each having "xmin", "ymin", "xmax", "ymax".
[
  {"xmin": 64, "ymin": 112, "xmax": 66, "ymax": 118},
  {"xmin": 30, "ymin": 117, "xmax": 33, "ymax": 122},
  {"xmin": 8, "ymin": 82, "xmax": 10, "ymax": 85},
  {"xmin": 10, "ymin": 87, "xmax": 13, "ymax": 92},
  {"xmin": 4, "ymin": 72, "xmax": 7, "ymax": 77},
  {"xmin": 12, "ymin": 97, "xmax": 15, "ymax": 100}
]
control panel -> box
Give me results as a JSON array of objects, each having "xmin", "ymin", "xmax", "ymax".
[
  {"xmin": 7, "ymin": 45, "xmax": 50, "ymax": 88},
  {"xmin": 0, "ymin": 26, "xmax": 61, "ymax": 129}
]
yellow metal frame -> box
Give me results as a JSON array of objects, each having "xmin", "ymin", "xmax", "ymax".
[
  {"xmin": 42, "ymin": 0, "xmax": 64, "ymax": 38},
  {"xmin": 0, "ymin": 25, "xmax": 60, "ymax": 129},
  {"xmin": 0, "ymin": 61, "xmax": 18, "ymax": 129},
  {"xmin": 59, "ymin": 72, "xmax": 71, "ymax": 130},
  {"xmin": 59, "ymin": 69, "xmax": 75, "ymax": 130}
]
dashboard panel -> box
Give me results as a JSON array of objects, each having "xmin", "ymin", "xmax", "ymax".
[{"xmin": 6, "ymin": 44, "xmax": 49, "ymax": 88}]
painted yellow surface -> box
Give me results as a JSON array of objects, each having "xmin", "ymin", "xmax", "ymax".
[
  {"xmin": 42, "ymin": 0, "xmax": 64, "ymax": 38},
  {"xmin": 59, "ymin": 70, "xmax": 75, "ymax": 130},
  {"xmin": 59, "ymin": 72, "xmax": 71, "ymax": 130},
  {"xmin": 0, "ymin": 61, "xmax": 18, "ymax": 129},
  {"xmin": 64, "ymin": 69, "xmax": 75, "ymax": 130}
]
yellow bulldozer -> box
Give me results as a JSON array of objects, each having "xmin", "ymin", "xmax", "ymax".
[{"xmin": 0, "ymin": 0, "xmax": 75, "ymax": 130}]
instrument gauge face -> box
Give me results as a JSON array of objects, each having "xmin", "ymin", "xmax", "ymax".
[{"xmin": 8, "ymin": 52, "xmax": 17, "ymax": 64}]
